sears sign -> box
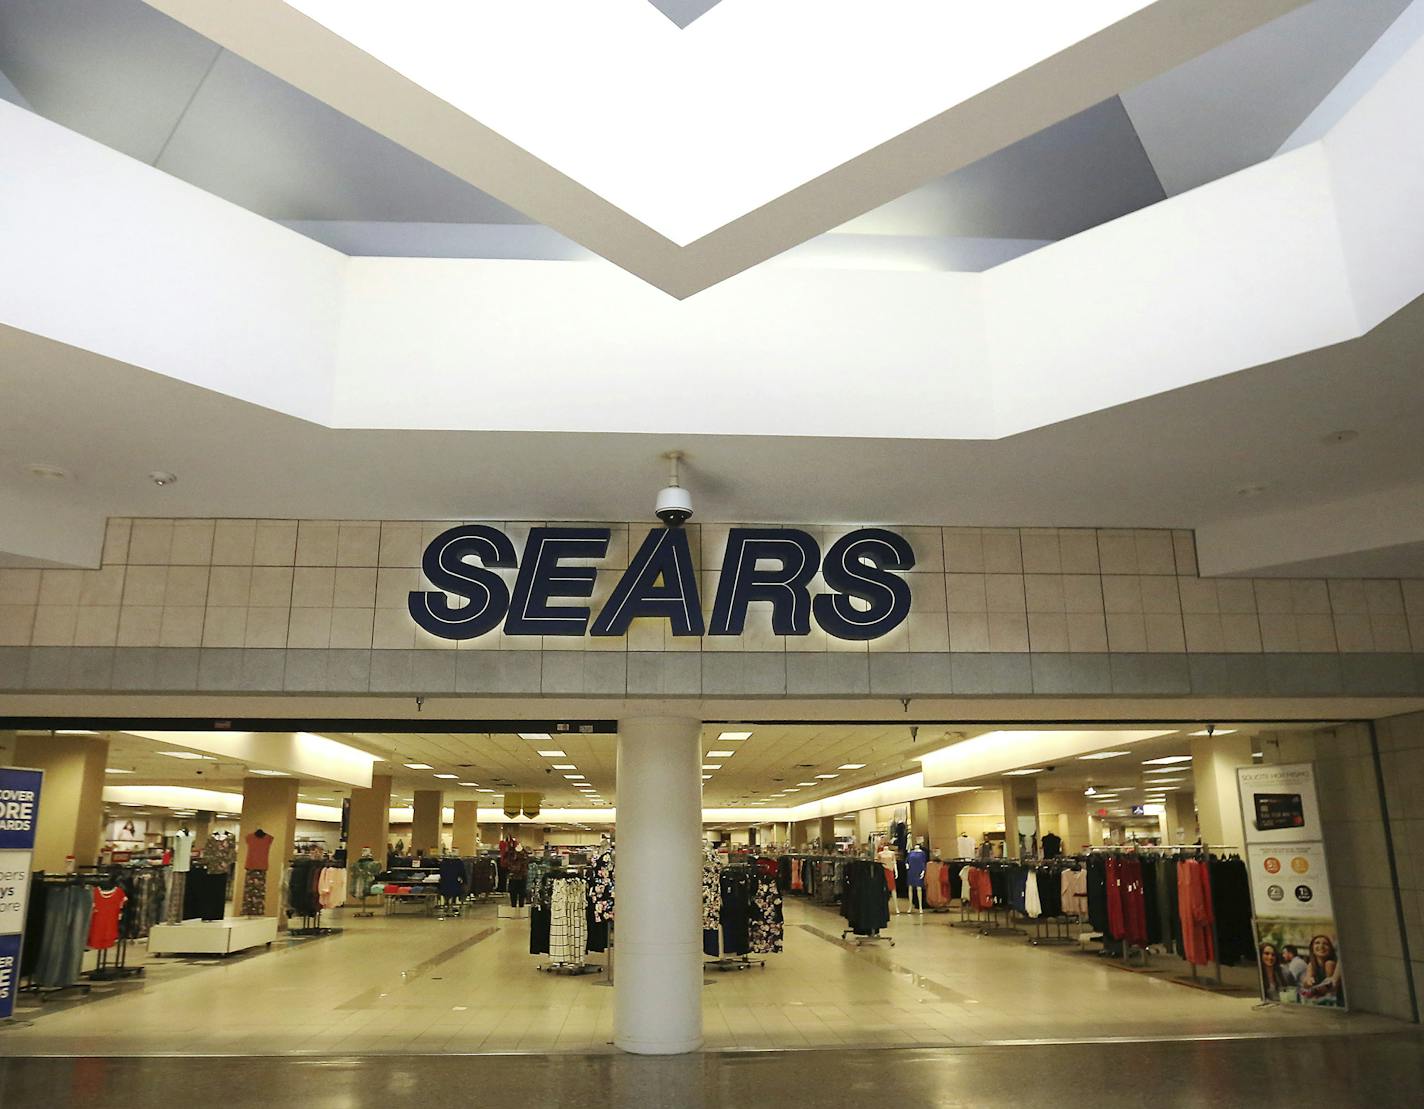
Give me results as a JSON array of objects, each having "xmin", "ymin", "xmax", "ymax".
[{"xmin": 409, "ymin": 526, "xmax": 915, "ymax": 643}]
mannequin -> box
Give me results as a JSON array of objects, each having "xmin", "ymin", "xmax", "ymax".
[
  {"xmin": 241, "ymin": 828, "xmax": 274, "ymax": 916},
  {"xmin": 906, "ymin": 842, "xmax": 928, "ymax": 914},
  {"xmin": 166, "ymin": 824, "xmax": 195, "ymax": 924},
  {"xmin": 507, "ymin": 844, "xmax": 530, "ymax": 908},
  {"xmin": 876, "ymin": 839, "xmax": 901, "ymax": 916}
]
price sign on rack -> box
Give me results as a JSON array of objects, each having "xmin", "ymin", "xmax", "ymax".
[{"xmin": 0, "ymin": 766, "xmax": 44, "ymax": 1021}]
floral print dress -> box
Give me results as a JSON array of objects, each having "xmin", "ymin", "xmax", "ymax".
[
  {"xmin": 589, "ymin": 847, "xmax": 615, "ymax": 923},
  {"xmin": 749, "ymin": 874, "xmax": 784, "ymax": 954}
]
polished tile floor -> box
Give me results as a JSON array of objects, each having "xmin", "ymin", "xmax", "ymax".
[
  {"xmin": 0, "ymin": 897, "xmax": 1402, "ymax": 1056},
  {"xmin": 2, "ymin": 1035, "xmax": 1422, "ymax": 1109}
]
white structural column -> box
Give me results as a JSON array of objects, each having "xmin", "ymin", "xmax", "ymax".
[{"xmin": 615, "ymin": 716, "xmax": 704, "ymax": 1055}]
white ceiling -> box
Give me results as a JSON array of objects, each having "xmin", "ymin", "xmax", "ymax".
[
  {"xmin": 0, "ymin": 0, "xmax": 1407, "ymax": 281},
  {"xmin": 64, "ymin": 720, "xmax": 1340, "ymax": 826}
]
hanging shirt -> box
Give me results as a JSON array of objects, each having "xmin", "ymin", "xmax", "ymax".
[
  {"xmin": 956, "ymin": 834, "xmax": 975, "ymax": 859},
  {"xmin": 87, "ymin": 887, "xmax": 128, "ymax": 950}
]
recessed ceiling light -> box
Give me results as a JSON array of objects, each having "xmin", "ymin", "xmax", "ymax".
[
  {"xmin": 782, "ymin": 788, "xmax": 800, "ymax": 792},
  {"xmin": 104, "ymin": 768, "xmax": 133, "ymax": 774},
  {"xmin": 1142, "ymin": 755, "xmax": 1193, "ymax": 765},
  {"xmin": 838, "ymin": 764, "xmax": 866, "ymax": 770},
  {"xmin": 1145, "ymin": 777, "xmax": 1186, "ymax": 784},
  {"xmin": 1078, "ymin": 751, "xmax": 1131, "ymax": 761},
  {"xmin": 1188, "ymin": 729, "xmax": 1237, "ymax": 737},
  {"xmin": 1252, "ymin": 752, "xmax": 1263, "ymax": 759},
  {"xmin": 55, "ymin": 729, "xmax": 98, "ymax": 736},
  {"xmin": 537, "ymin": 750, "xmax": 567, "ymax": 758},
  {"xmin": 458, "ymin": 782, "xmax": 478, "ymax": 787},
  {"xmin": 552, "ymin": 764, "xmax": 576, "ymax": 770},
  {"xmin": 404, "ymin": 763, "xmax": 434, "ymax": 770},
  {"xmin": 1004, "ymin": 768, "xmax": 1046, "ymax": 776},
  {"xmin": 476, "ymin": 788, "xmax": 495, "ymax": 793},
  {"xmin": 518, "ymin": 733, "xmax": 552, "ymax": 741},
  {"xmin": 719, "ymin": 731, "xmax": 752, "ymax": 741},
  {"xmin": 814, "ymin": 773, "xmax": 839, "ymax": 779},
  {"xmin": 1084, "ymin": 786, "xmax": 1097, "ymax": 796},
  {"xmin": 251, "ymin": 769, "xmax": 288, "ymax": 776},
  {"xmin": 702, "ymin": 775, "xmax": 712, "ymax": 780},
  {"xmin": 703, "ymin": 764, "xmax": 722, "ymax": 770},
  {"xmin": 158, "ymin": 751, "xmax": 216, "ymax": 761},
  {"xmin": 706, "ymin": 751, "xmax": 735, "ymax": 758},
  {"xmin": 797, "ymin": 782, "xmax": 815, "ymax": 787},
  {"xmin": 564, "ymin": 774, "xmax": 585, "ymax": 779},
  {"xmin": 433, "ymin": 773, "xmax": 458, "ymax": 779}
]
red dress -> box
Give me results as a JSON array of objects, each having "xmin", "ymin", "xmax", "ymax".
[{"xmin": 87, "ymin": 887, "xmax": 128, "ymax": 950}]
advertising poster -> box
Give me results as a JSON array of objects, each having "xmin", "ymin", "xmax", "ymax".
[
  {"xmin": 1237, "ymin": 761, "xmax": 1346, "ymax": 1011},
  {"xmin": 1254, "ymin": 918, "xmax": 1346, "ymax": 1009},
  {"xmin": 1236, "ymin": 763, "xmax": 1322, "ymax": 845},
  {"xmin": 0, "ymin": 766, "xmax": 44, "ymax": 1021},
  {"xmin": 1246, "ymin": 842, "xmax": 1334, "ymax": 920}
]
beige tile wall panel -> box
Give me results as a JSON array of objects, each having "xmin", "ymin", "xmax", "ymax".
[{"xmin": 1, "ymin": 520, "xmax": 1423, "ymax": 699}]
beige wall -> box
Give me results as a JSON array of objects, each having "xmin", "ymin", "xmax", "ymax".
[
  {"xmin": 1266, "ymin": 719, "xmax": 1421, "ymax": 1022},
  {"xmin": 411, "ymin": 789, "xmax": 443, "ymax": 854},
  {"xmin": 13, "ymin": 734, "xmax": 108, "ymax": 871},
  {"xmin": 927, "ymin": 789, "xmax": 1005, "ymax": 856}
]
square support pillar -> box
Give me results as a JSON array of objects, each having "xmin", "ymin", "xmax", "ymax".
[
  {"xmin": 234, "ymin": 775, "xmax": 298, "ymax": 928},
  {"xmin": 451, "ymin": 800, "xmax": 479, "ymax": 855},
  {"xmin": 412, "ymin": 789, "xmax": 443, "ymax": 855},
  {"xmin": 347, "ymin": 774, "xmax": 391, "ymax": 861},
  {"xmin": 13, "ymin": 734, "xmax": 109, "ymax": 871},
  {"xmin": 1191, "ymin": 733, "xmax": 1254, "ymax": 849}
]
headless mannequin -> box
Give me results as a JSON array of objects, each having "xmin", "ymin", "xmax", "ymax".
[
  {"xmin": 876, "ymin": 841, "xmax": 901, "ymax": 916},
  {"xmin": 906, "ymin": 842, "xmax": 928, "ymax": 913}
]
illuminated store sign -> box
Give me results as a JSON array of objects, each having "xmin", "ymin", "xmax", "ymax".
[{"xmin": 409, "ymin": 525, "xmax": 915, "ymax": 642}]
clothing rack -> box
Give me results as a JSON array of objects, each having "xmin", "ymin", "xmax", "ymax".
[
  {"xmin": 288, "ymin": 910, "xmax": 340, "ymax": 938},
  {"xmin": 536, "ymin": 866, "xmax": 603, "ymax": 976},
  {"xmin": 75, "ymin": 867, "xmax": 146, "ymax": 980}
]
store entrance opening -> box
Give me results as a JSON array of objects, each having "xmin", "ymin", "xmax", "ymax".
[{"xmin": 0, "ymin": 717, "xmax": 1404, "ymax": 1056}]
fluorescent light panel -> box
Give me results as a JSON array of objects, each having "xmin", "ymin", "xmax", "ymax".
[
  {"xmin": 537, "ymin": 750, "xmax": 566, "ymax": 758},
  {"xmin": 1004, "ymin": 768, "xmax": 1046, "ymax": 776},
  {"xmin": 719, "ymin": 732, "xmax": 752, "ymax": 741},
  {"xmin": 518, "ymin": 733, "xmax": 551, "ymax": 741},
  {"xmin": 404, "ymin": 763, "xmax": 433, "ymax": 770},
  {"xmin": 838, "ymin": 763, "xmax": 866, "ymax": 770},
  {"xmin": 1078, "ymin": 751, "xmax": 1131, "ymax": 761},
  {"xmin": 1142, "ymin": 755, "xmax": 1193, "ymax": 765},
  {"xmin": 158, "ymin": 751, "xmax": 216, "ymax": 761}
]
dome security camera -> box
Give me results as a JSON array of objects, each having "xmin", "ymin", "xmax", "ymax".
[{"xmin": 655, "ymin": 451, "xmax": 694, "ymax": 526}]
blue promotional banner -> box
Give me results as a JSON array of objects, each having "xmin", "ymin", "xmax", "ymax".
[
  {"xmin": 0, "ymin": 768, "xmax": 42, "ymax": 849},
  {"xmin": 0, "ymin": 766, "xmax": 44, "ymax": 1020}
]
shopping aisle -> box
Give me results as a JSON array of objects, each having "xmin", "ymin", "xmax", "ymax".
[{"xmin": 0, "ymin": 898, "xmax": 1402, "ymax": 1055}]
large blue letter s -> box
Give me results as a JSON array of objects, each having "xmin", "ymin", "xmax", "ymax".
[
  {"xmin": 408, "ymin": 525, "xmax": 517, "ymax": 641},
  {"xmin": 812, "ymin": 529, "xmax": 915, "ymax": 641}
]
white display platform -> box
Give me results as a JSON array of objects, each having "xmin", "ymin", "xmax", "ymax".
[
  {"xmin": 497, "ymin": 904, "xmax": 529, "ymax": 919},
  {"xmin": 147, "ymin": 916, "xmax": 278, "ymax": 956}
]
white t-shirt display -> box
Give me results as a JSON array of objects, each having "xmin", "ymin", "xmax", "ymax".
[
  {"xmin": 956, "ymin": 833, "xmax": 975, "ymax": 859},
  {"xmin": 172, "ymin": 829, "xmax": 194, "ymax": 872}
]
